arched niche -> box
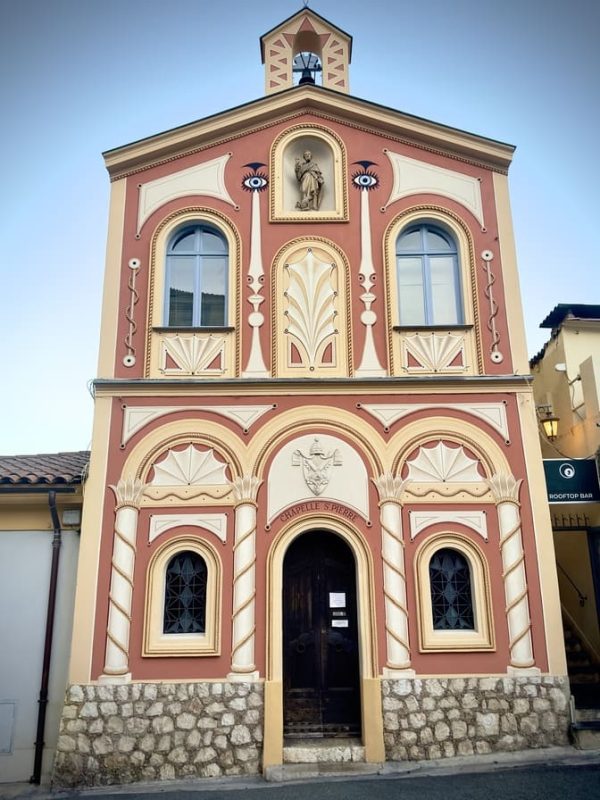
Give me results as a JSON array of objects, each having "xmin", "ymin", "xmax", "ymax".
[{"xmin": 270, "ymin": 126, "xmax": 348, "ymax": 222}]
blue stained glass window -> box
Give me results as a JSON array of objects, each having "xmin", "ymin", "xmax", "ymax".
[
  {"xmin": 429, "ymin": 548, "xmax": 474, "ymax": 630},
  {"xmin": 163, "ymin": 551, "xmax": 207, "ymax": 634}
]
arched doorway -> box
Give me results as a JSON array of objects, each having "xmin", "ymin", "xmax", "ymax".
[{"xmin": 283, "ymin": 530, "xmax": 361, "ymax": 737}]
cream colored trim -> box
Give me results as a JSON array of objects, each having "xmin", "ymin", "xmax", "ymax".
[
  {"xmin": 101, "ymin": 479, "xmax": 145, "ymax": 679},
  {"xmin": 271, "ymin": 238, "xmax": 352, "ymax": 377},
  {"xmin": 373, "ymin": 475, "xmax": 412, "ymax": 671},
  {"xmin": 148, "ymin": 513, "xmax": 227, "ymax": 544},
  {"xmin": 356, "ymin": 188, "xmax": 386, "ymax": 377},
  {"xmin": 122, "ymin": 404, "xmax": 274, "ymax": 445},
  {"xmin": 137, "ymin": 154, "xmax": 236, "ymax": 233},
  {"xmin": 248, "ymin": 405, "xmax": 384, "ymax": 479},
  {"xmin": 229, "ymin": 476, "xmax": 261, "ymax": 676},
  {"xmin": 143, "ymin": 536, "xmax": 221, "ymax": 657},
  {"xmin": 97, "ymin": 179, "xmax": 126, "ymax": 378},
  {"xmin": 262, "ymin": 680, "xmax": 283, "ymax": 768},
  {"xmin": 515, "ymin": 390, "xmax": 568, "ymax": 674},
  {"xmin": 389, "ymin": 415, "xmax": 510, "ymax": 478},
  {"xmin": 384, "ymin": 151, "xmax": 484, "ymax": 226},
  {"xmin": 262, "ymin": 10, "xmax": 351, "ymax": 96},
  {"xmin": 145, "ymin": 207, "xmax": 241, "ymax": 378},
  {"xmin": 270, "ymin": 125, "xmax": 348, "ymax": 222},
  {"xmin": 243, "ymin": 189, "xmax": 269, "ymax": 378},
  {"xmin": 383, "ymin": 206, "xmax": 482, "ymax": 376},
  {"xmin": 121, "ymin": 419, "xmax": 246, "ymax": 489},
  {"xmin": 415, "ymin": 533, "xmax": 495, "ymax": 652},
  {"xmin": 361, "ymin": 402, "xmax": 509, "ymax": 440},
  {"xmin": 68, "ymin": 396, "xmax": 112, "ymax": 683},
  {"xmin": 94, "ymin": 376, "xmax": 532, "ymax": 399},
  {"xmin": 263, "ymin": 517, "xmax": 383, "ymax": 766},
  {"xmin": 410, "ymin": 510, "xmax": 488, "ymax": 541},
  {"xmin": 486, "ymin": 472, "xmax": 536, "ymax": 670},
  {"xmin": 492, "ymin": 173, "xmax": 529, "ymax": 375},
  {"xmin": 103, "ymin": 89, "xmax": 514, "ymax": 180}
]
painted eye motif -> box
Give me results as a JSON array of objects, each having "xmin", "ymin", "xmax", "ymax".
[
  {"xmin": 352, "ymin": 171, "xmax": 379, "ymax": 190},
  {"xmin": 242, "ymin": 173, "xmax": 269, "ymax": 191}
]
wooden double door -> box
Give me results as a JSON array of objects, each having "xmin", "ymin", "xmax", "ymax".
[{"xmin": 283, "ymin": 531, "xmax": 361, "ymax": 737}]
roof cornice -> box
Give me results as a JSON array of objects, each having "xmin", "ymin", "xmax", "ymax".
[
  {"xmin": 103, "ymin": 86, "xmax": 515, "ymax": 180},
  {"xmin": 93, "ymin": 375, "xmax": 531, "ymax": 397}
]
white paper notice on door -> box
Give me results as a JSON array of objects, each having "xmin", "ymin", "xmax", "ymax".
[
  {"xmin": 331, "ymin": 619, "xmax": 349, "ymax": 628},
  {"xmin": 329, "ymin": 592, "xmax": 346, "ymax": 608}
]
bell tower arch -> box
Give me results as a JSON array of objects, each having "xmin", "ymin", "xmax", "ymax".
[{"xmin": 260, "ymin": 8, "xmax": 352, "ymax": 95}]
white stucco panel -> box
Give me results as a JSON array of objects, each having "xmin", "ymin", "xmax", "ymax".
[
  {"xmin": 384, "ymin": 151, "xmax": 484, "ymax": 226},
  {"xmin": 148, "ymin": 513, "xmax": 227, "ymax": 543},
  {"xmin": 409, "ymin": 510, "xmax": 488, "ymax": 541},
  {"xmin": 267, "ymin": 434, "xmax": 369, "ymax": 522},
  {"xmin": 137, "ymin": 154, "xmax": 235, "ymax": 231}
]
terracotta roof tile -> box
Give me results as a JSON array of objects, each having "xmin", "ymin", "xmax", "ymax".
[{"xmin": 0, "ymin": 451, "xmax": 90, "ymax": 486}]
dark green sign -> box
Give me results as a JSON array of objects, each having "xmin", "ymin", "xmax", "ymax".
[{"xmin": 543, "ymin": 459, "xmax": 600, "ymax": 504}]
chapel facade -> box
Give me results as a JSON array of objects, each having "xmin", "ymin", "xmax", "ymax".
[{"xmin": 54, "ymin": 9, "xmax": 569, "ymax": 786}]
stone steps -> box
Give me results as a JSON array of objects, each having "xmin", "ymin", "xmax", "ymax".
[
  {"xmin": 265, "ymin": 737, "xmax": 374, "ymax": 781},
  {"xmin": 570, "ymin": 695, "xmax": 600, "ymax": 750},
  {"xmin": 283, "ymin": 737, "xmax": 366, "ymax": 764}
]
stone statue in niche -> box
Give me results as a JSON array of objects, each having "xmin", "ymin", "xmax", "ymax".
[{"xmin": 294, "ymin": 150, "xmax": 324, "ymax": 210}]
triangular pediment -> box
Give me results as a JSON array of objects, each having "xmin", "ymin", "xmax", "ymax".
[{"xmin": 103, "ymin": 86, "xmax": 514, "ymax": 179}]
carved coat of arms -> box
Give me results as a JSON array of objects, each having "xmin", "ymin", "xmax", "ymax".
[{"xmin": 292, "ymin": 438, "xmax": 342, "ymax": 495}]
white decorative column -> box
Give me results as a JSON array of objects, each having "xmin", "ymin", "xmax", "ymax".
[
  {"xmin": 487, "ymin": 473, "xmax": 539, "ymax": 674},
  {"xmin": 228, "ymin": 475, "xmax": 261, "ymax": 680},
  {"xmin": 101, "ymin": 476, "xmax": 145, "ymax": 682},
  {"xmin": 242, "ymin": 169, "xmax": 269, "ymax": 377},
  {"xmin": 356, "ymin": 177, "xmax": 386, "ymax": 376},
  {"xmin": 373, "ymin": 473, "xmax": 414, "ymax": 675}
]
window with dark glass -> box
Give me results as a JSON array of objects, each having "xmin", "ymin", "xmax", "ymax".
[
  {"xmin": 396, "ymin": 224, "xmax": 462, "ymax": 326},
  {"xmin": 429, "ymin": 548, "xmax": 474, "ymax": 630},
  {"xmin": 165, "ymin": 224, "xmax": 227, "ymax": 327},
  {"xmin": 163, "ymin": 551, "xmax": 207, "ymax": 634}
]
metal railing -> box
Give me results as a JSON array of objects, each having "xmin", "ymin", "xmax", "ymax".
[{"xmin": 557, "ymin": 562, "xmax": 588, "ymax": 607}]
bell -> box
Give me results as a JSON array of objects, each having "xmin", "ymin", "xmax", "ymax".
[{"xmin": 298, "ymin": 67, "xmax": 315, "ymax": 85}]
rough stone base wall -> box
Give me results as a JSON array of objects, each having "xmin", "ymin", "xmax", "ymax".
[
  {"xmin": 382, "ymin": 676, "xmax": 570, "ymax": 761},
  {"xmin": 53, "ymin": 681, "xmax": 263, "ymax": 788}
]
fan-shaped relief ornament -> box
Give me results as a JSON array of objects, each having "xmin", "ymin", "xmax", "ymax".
[
  {"xmin": 150, "ymin": 445, "xmax": 229, "ymax": 486},
  {"xmin": 292, "ymin": 438, "xmax": 342, "ymax": 496},
  {"xmin": 284, "ymin": 248, "xmax": 337, "ymax": 369},
  {"xmin": 162, "ymin": 335, "xmax": 226, "ymax": 375},
  {"xmin": 405, "ymin": 442, "xmax": 483, "ymax": 483},
  {"xmin": 404, "ymin": 332, "xmax": 465, "ymax": 373}
]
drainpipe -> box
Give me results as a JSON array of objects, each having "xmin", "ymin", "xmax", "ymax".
[{"xmin": 30, "ymin": 490, "xmax": 62, "ymax": 785}]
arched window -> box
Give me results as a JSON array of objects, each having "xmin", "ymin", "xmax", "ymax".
[
  {"xmin": 396, "ymin": 224, "xmax": 462, "ymax": 326},
  {"xmin": 163, "ymin": 550, "xmax": 207, "ymax": 634},
  {"xmin": 165, "ymin": 224, "xmax": 228, "ymax": 327},
  {"xmin": 429, "ymin": 548, "xmax": 474, "ymax": 630},
  {"xmin": 144, "ymin": 537, "xmax": 221, "ymax": 656},
  {"xmin": 415, "ymin": 534, "xmax": 494, "ymax": 651}
]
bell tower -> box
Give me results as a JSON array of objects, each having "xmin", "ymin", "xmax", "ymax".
[{"xmin": 260, "ymin": 7, "xmax": 352, "ymax": 95}]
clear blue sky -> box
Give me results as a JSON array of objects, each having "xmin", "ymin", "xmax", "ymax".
[{"xmin": 1, "ymin": 0, "xmax": 598, "ymax": 455}]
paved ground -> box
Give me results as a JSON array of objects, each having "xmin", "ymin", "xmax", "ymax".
[{"xmin": 2, "ymin": 746, "xmax": 600, "ymax": 800}]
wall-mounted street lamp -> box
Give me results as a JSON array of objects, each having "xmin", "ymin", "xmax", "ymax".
[{"xmin": 539, "ymin": 407, "xmax": 560, "ymax": 441}]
